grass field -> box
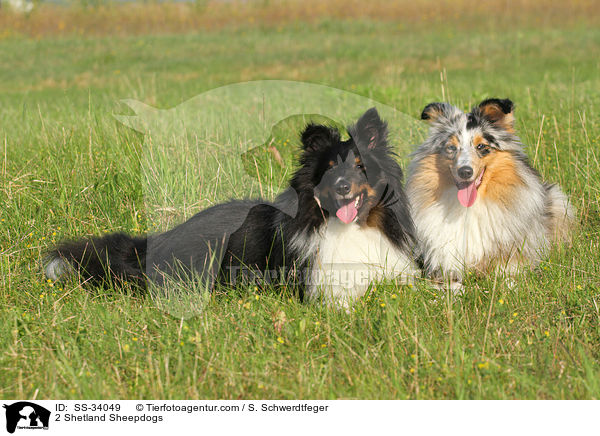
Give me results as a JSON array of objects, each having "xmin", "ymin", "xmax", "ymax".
[{"xmin": 1, "ymin": 1, "xmax": 599, "ymax": 399}]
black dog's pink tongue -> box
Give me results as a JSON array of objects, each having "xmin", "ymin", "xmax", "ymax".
[{"xmin": 336, "ymin": 201, "xmax": 357, "ymax": 224}]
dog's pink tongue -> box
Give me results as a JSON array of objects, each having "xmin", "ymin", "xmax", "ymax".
[
  {"xmin": 336, "ymin": 202, "xmax": 358, "ymax": 224},
  {"xmin": 457, "ymin": 181, "xmax": 478, "ymax": 207}
]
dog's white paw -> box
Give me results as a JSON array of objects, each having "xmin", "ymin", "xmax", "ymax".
[
  {"xmin": 505, "ymin": 277, "xmax": 517, "ymax": 290},
  {"xmin": 430, "ymin": 279, "xmax": 464, "ymax": 295},
  {"xmin": 447, "ymin": 280, "xmax": 465, "ymax": 295}
]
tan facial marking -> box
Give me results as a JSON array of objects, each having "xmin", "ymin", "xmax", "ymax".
[
  {"xmin": 354, "ymin": 181, "xmax": 376, "ymax": 199},
  {"xmin": 478, "ymin": 151, "xmax": 524, "ymax": 206},
  {"xmin": 409, "ymin": 154, "xmax": 455, "ymax": 207},
  {"xmin": 472, "ymin": 134, "xmax": 486, "ymax": 146}
]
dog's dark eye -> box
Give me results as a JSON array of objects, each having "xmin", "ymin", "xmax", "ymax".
[
  {"xmin": 477, "ymin": 144, "xmax": 490, "ymax": 156},
  {"xmin": 446, "ymin": 145, "xmax": 457, "ymax": 153},
  {"xmin": 356, "ymin": 163, "xmax": 364, "ymax": 170}
]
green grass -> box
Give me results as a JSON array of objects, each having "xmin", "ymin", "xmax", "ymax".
[{"xmin": 1, "ymin": 18, "xmax": 599, "ymax": 399}]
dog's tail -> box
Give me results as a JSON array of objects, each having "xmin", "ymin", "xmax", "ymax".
[
  {"xmin": 45, "ymin": 233, "xmax": 147, "ymax": 286},
  {"xmin": 544, "ymin": 183, "xmax": 576, "ymax": 243}
]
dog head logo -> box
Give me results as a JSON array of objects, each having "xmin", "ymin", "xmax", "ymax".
[{"xmin": 3, "ymin": 402, "xmax": 50, "ymax": 434}]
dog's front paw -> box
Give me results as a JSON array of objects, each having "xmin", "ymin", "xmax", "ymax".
[
  {"xmin": 504, "ymin": 277, "xmax": 517, "ymax": 290},
  {"xmin": 427, "ymin": 269, "xmax": 464, "ymax": 294},
  {"xmin": 430, "ymin": 279, "xmax": 464, "ymax": 294},
  {"xmin": 447, "ymin": 279, "xmax": 465, "ymax": 295}
]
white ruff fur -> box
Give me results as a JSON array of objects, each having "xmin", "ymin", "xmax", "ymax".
[
  {"xmin": 409, "ymin": 177, "xmax": 549, "ymax": 279},
  {"xmin": 297, "ymin": 220, "xmax": 415, "ymax": 307},
  {"xmin": 407, "ymin": 99, "xmax": 574, "ymax": 286}
]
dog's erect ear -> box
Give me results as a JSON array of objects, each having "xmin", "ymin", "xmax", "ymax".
[
  {"xmin": 301, "ymin": 124, "xmax": 337, "ymax": 152},
  {"xmin": 476, "ymin": 98, "xmax": 515, "ymax": 132},
  {"xmin": 352, "ymin": 107, "xmax": 388, "ymax": 149},
  {"xmin": 420, "ymin": 102, "xmax": 458, "ymax": 124}
]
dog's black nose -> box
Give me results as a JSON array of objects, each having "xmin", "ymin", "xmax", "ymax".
[
  {"xmin": 458, "ymin": 166, "xmax": 473, "ymax": 180},
  {"xmin": 335, "ymin": 180, "xmax": 351, "ymax": 196}
]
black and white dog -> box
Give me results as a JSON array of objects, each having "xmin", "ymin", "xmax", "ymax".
[{"xmin": 46, "ymin": 108, "xmax": 417, "ymax": 307}]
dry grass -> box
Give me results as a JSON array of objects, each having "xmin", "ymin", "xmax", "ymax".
[{"xmin": 0, "ymin": 0, "xmax": 598, "ymax": 38}]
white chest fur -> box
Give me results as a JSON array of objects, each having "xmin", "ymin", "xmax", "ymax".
[
  {"xmin": 412, "ymin": 185, "xmax": 548, "ymax": 276},
  {"xmin": 306, "ymin": 220, "xmax": 415, "ymax": 307}
]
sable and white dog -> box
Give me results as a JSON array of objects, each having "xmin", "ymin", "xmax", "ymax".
[{"xmin": 406, "ymin": 98, "xmax": 574, "ymax": 289}]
